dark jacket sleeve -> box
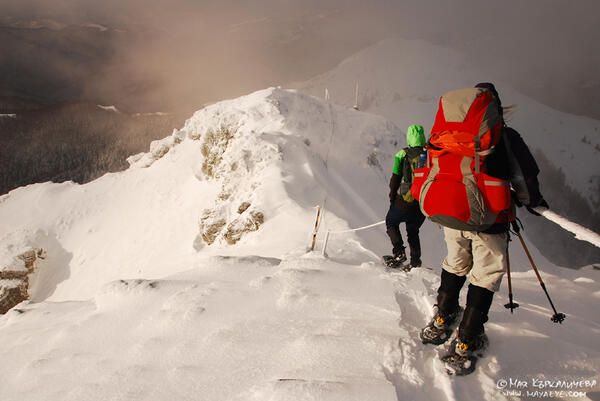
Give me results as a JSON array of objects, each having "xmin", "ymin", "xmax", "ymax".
[
  {"xmin": 483, "ymin": 127, "xmax": 548, "ymax": 233},
  {"xmin": 389, "ymin": 173, "xmax": 400, "ymax": 203},
  {"xmin": 504, "ymin": 127, "xmax": 545, "ymax": 207}
]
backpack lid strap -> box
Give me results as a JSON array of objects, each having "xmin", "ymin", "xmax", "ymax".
[
  {"xmin": 477, "ymin": 147, "xmax": 495, "ymax": 156},
  {"xmin": 474, "ymin": 135, "xmax": 481, "ymax": 173}
]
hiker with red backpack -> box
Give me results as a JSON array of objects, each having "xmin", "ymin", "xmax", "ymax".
[
  {"xmin": 412, "ymin": 83, "xmax": 548, "ymax": 375},
  {"xmin": 383, "ymin": 124, "xmax": 427, "ymax": 270}
]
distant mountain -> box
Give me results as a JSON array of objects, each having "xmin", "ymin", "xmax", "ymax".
[
  {"xmin": 0, "ymin": 9, "xmax": 379, "ymax": 114},
  {"xmin": 0, "ymin": 100, "xmax": 186, "ymax": 195},
  {"xmin": 0, "ymin": 21, "xmax": 156, "ymax": 110}
]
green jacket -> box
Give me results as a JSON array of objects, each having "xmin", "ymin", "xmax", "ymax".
[
  {"xmin": 389, "ymin": 124, "xmax": 426, "ymax": 209},
  {"xmin": 392, "ymin": 124, "xmax": 426, "ymax": 177}
]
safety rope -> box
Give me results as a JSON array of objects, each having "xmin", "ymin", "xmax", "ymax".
[
  {"xmin": 325, "ymin": 220, "xmax": 386, "ymax": 234},
  {"xmin": 311, "ymin": 99, "xmax": 387, "ymax": 254},
  {"xmin": 321, "ymin": 220, "xmax": 386, "ymax": 256}
]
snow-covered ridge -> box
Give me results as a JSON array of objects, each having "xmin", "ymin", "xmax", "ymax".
[
  {"xmin": 97, "ymin": 104, "xmax": 172, "ymax": 117},
  {"xmin": 0, "ymin": 87, "xmax": 598, "ymax": 401},
  {"xmin": 97, "ymin": 104, "xmax": 121, "ymax": 113},
  {"xmin": 0, "ymin": 87, "xmax": 399, "ymax": 301},
  {"xmin": 0, "ymin": 17, "xmax": 111, "ymax": 32},
  {"xmin": 127, "ymin": 87, "xmax": 401, "ymax": 252},
  {"xmin": 0, "ymin": 17, "xmax": 67, "ymax": 31},
  {"xmin": 81, "ymin": 22, "xmax": 108, "ymax": 32}
]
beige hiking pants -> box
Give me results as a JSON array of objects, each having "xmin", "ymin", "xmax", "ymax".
[{"xmin": 442, "ymin": 227, "xmax": 508, "ymax": 292}]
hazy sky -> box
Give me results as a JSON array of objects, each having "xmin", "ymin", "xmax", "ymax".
[{"xmin": 1, "ymin": 0, "xmax": 599, "ymax": 117}]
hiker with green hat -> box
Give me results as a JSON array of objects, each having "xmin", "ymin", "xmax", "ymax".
[{"xmin": 383, "ymin": 124, "xmax": 427, "ymax": 270}]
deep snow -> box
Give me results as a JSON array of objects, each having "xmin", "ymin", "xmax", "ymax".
[{"xmin": 0, "ymin": 88, "xmax": 598, "ymax": 401}]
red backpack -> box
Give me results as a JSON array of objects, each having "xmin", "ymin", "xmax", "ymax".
[{"xmin": 411, "ymin": 88, "xmax": 513, "ymax": 231}]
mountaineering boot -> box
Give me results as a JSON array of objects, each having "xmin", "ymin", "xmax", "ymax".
[
  {"xmin": 441, "ymin": 285, "xmax": 493, "ymax": 375},
  {"xmin": 382, "ymin": 247, "xmax": 406, "ymax": 267},
  {"xmin": 407, "ymin": 236, "xmax": 422, "ymax": 268},
  {"xmin": 409, "ymin": 258, "xmax": 422, "ymax": 268},
  {"xmin": 393, "ymin": 247, "xmax": 407, "ymax": 264},
  {"xmin": 381, "ymin": 251, "xmax": 410, "ymax": 271},
  {"xmin": 441, "ymin": 330, "xmax": 489, "ymax": 376},
  {"xmin": 420, "ymin": 305, "xmax": 462, "ymax": 345},
  {"xmin": 458, "ymin": 285, "xmax": 493, "ymax": 342},
  {"xmin": 382, "ymin": 247, "xmax": 408, "ymax": 269},
  {"xmin": 386, "ymin": 226, "xmax": 405, "ymax": 262},
  {"xmin": 420, "ymin": 270, "xmax": 466, "ymax": 344},
  {"xmin": 458, "ymin": 284, "xmax": 493, "ymax": 346}
]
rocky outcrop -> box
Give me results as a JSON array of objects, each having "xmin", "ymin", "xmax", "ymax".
[
  {"xmin": 199, "ymin": 209, "xmax": 228, "ymax": 245},
  {"xmin": 190, "ymin": 120, "xmax": 267, "ymax": 247},
  {"xmin": 0, "ymin": 248, "xmax": 45, "ymax": 314},
  {"xmin": 198, "ymin": 201, "xmax": 265, "ymax": 247},
  {"xmin": 224, "ymin": 211, "xmax": 265, "ymax": 245},
  {"xmin": 0, "ymin": 281, "xmax": 29, "ymax": 314},
  {"xmin": 200, "ymin": 125, "xmax": 236, "ymax": 178}
]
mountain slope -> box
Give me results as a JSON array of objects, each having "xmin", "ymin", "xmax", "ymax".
[
  {"xmin": 296, "ymin": 38, "xmax": 600, "ymax": 206},
  {"xmin": 0, "ymin": 88, "xmax": 598, "ymax": 401},
  {"xmin": 0, "ymin": 87, "xmax": 400, "ymax": 300},
  {"xmin": 295, "ymin": 37, "xmax": 600, "ymax": 267}
]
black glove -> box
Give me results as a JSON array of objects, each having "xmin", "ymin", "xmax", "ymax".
[
  {"xmin": 526, "ymin": 198, "xmax": 549, "ymax": 216},
  {"xmin": 511, "ymin": 190, "xmax": 523, "ymax": 207}
]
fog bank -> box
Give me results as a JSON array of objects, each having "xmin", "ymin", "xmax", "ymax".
[{"xmin": 1, "ymin": 0, "xmax": 599, "ymax": 118}]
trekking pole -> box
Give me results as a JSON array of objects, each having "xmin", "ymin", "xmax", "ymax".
[
  {"xmin": 504, "ymin": 241, "xmax": 519, "ymax": 313},
  {"xmin": 511, "ymin": 221, "xmax": 566, "ymax": 324}
]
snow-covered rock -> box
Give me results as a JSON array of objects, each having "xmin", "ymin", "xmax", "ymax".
[{"xmin": 0, "ymin": 241, "xmax": 46, "ymax": 314}]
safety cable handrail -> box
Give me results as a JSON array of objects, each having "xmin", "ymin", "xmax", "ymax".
[
  {"xmin": 321, "ymin": 220, "xmax": 386, "ymax": 256},
  {"xmin": 325, "ymin": 220, "xmax": 386, "ymax": 234}
]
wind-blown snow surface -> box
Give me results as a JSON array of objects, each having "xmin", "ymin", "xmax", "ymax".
[{"xmin": 0, "ymin": 88, "xmax": 598, "ymax": 401}]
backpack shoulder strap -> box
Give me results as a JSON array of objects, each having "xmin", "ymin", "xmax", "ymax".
[{"xmin": 401, "ymin": 147, "xmax": 424, "ymax": 183}]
